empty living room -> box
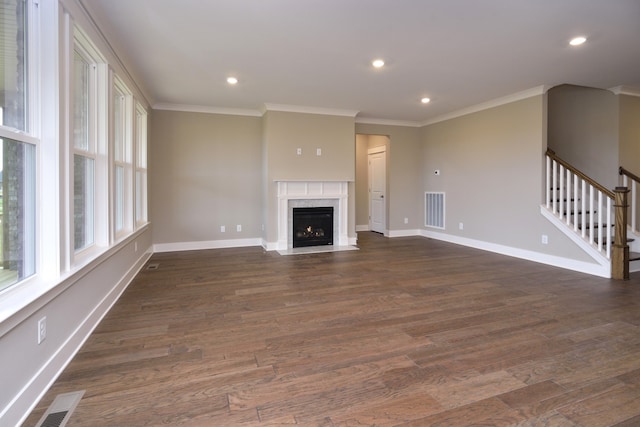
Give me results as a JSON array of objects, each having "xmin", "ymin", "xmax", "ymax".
[{"xmin": 2, "ymin": 0, "xmax": 640, "ymax": 426}]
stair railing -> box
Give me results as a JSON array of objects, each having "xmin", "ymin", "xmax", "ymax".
[
  {"xmin": 619, "ymin": 167, "xmax": 640, "ymax": 233},
  {"xmin": 545, "ymin": 149, "xmax": 614, "ymax": 256},
  {"xmin": 546, "ymin": 149, "xmax": 629, "ymax": 279}
]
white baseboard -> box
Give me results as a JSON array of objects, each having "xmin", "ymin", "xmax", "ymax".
[
  {"xmin": 420, "ymin": 229, "xmax": 610, "ymax": 278},
  {"xmin": 356, "ymin": 224, "xmax": 369, "ymax": 232},
  {"xmin": 388, "ymin": 229, "xmax": 421, "ymax": 238},
  {"xmin": 153, "ymin": 238, "xmax": 262, "ymax": 253}
]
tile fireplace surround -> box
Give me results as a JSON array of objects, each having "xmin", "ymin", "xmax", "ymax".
[{"xmin": 276, "ymin": 181, "xmax": 350, "ymax": 251}]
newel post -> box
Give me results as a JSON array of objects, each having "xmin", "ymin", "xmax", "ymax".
[{"xmin": 612, "ymin": 186, "xmax": 630, "ymax": 280}]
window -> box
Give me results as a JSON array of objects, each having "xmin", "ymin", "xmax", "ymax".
[
  {"xmin": 0, "ymin": 0, "xmax": 36, "ymax": 291},
  {"xmin": 113, "ymin": 78, "xmax": 132, "ymax": 237},
  {"xmin": 72, "ymin": 48, "xmax": 96, "ymax": 251},
  {"xmin": 135, "ymin": 103, "xmax": 147, "ymax": 226}
]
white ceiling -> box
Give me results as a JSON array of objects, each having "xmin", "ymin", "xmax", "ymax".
[{"xmin": 82, "ymin": 0, "xmax": 640, "ymax": 125}]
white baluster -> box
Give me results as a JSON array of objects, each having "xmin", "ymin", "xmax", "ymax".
[
  {"xmin": 589, "ymin": 186, "xmax": 594, "ymax": 244},
  {"xmin": 559, "ymin": 165, "xmax": 565, "ymax": 220},
  {"xmin": 552, "ymin": 161, "xmax": 558, "ymax": 214},
  {"xmin": 546, "ymin": 155, "xmax": 551, "ymax": 209},
  {"xmin": 597, "ymin": 192, "xmax": 603, "ymax": 252},
  {"xmin": 633, "ymin": 180, "xmax": 637, "ymax": 233},
  {"xmin": 606, "ymin": 197, "xmax": 612, "ymax": 259},
  {"xmin": 581, "ymin": 180, "xmax": 586, "ymax": 238}
]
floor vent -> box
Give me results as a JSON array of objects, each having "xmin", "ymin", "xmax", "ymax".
[
  {"xmin": 147, "ymin": 263, "xmax": 160, "ymax": 270},
  {"xmin": 425, "ymin": 192, "xmax": 445, "ymax": 229},
  {"xmin": 35, "ymin": 391, "xmax": 84, "ymax": 427}
]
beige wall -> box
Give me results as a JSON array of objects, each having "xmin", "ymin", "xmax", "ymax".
[
  {"xmin": 150, "ymin": 110, "xmax": 263, "ymax": 244},
  {"xmin": 618, "ymin": 94, "xmax": 640, "ymax": 227},
  {"xmin": 148, "ymin": 95, "xmax": 605, "ymax": 264},
  {"xmin": 547, "ymin": 85, "xmax": 620, "ymax": 189},
  {"xmin": 355, "ymin": 124, "xmax": 422, "ymax": 231},
  {"xmin": 421, "ymin": 95, "xmax": 593, "ymax": 262},
  {"xmin": 618, "ymin": 94, "xmax": 640, "ymax": 176},
  {"xmin": 262, "ymin": 110, "xmax": 356, "ymax": 244}
]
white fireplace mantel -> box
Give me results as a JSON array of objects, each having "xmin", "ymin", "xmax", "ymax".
[{"xmin": 276, "ymin": 181, "xmax": 349, "ymax": 250}]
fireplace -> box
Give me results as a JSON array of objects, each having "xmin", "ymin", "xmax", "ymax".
[
  {"xmin": 275, "ymin": 181, "xmax": 350, "ymax": 251},
  {"xmin": 292, "ymin": 207, "xmax": 334, "ymax": 248}
]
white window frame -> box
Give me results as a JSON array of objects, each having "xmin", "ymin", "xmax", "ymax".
[
  {"xmin": 112, "ymin": 75, "xmax": 133, "ymax": 240},
  {"xmin": 0, "ymin": 0, "xmax": 39, "ymax": 292},
  {"xmin": 134, "ymin": 102, "xmax": 148, "ymax": 227},
  {"xmin": 70, "ymin": 26, "xmax": 109, "ymax": 263}
]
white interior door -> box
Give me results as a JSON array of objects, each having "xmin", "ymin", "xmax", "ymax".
[{"xmin": 368, "ymin": 147, "xmax": 386, "ymax": 233}]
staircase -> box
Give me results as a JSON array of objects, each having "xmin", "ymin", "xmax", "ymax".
[{"xmin": 542, "ymin": 149, "xmax": 640, "ymax": 280}]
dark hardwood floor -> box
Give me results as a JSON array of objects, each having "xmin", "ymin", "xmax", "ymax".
[{"xmin": 24, "ymin": 232, "xmax": 640, "ymax": 426}]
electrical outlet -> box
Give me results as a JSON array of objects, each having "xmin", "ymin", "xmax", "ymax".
[
  {"xmin": 459, "ymin": 222, "xmax": 464, "ymax": 230},
  {"xmin": 237, "ymin": 224, "xmax": 242, "ymax": 232},
  {"xmin": 404, "ymin": 217, "xmax": 408, "ymax": 224},
  {"xmin": 38, "ymin": 317, "xmax": 47, "ymax": 344},
  {"xmin": 316, "ymin": 148, "xmax": 322, "ymax": 156},
  {"xmin": 542, "ymin": 234, "xmax": 549, "ymax": 244},
  {"xmin": 296, "ymin": 148, "xmax": 302, "ymax": 155},
  {"xmin": 220, "ymin": 225, "xmax": 225, "ymax": 233}
]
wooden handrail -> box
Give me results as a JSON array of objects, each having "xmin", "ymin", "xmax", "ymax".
[
  {"xmin": 619, "ymin": 166, "xmax": 640, "ymax": 184},
  {"xmin": 546, "ymin": 149, "xmax": 614, "ymax": 199}
]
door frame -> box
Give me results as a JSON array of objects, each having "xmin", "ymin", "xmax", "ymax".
[{"xmin": 368, "ymin": 145, "xmax": 387, "ymax": 234}]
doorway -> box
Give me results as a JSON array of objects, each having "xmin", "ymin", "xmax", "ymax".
[{"xmin": 368, "ymin": 145, "xmax": 386, "ymax": 234}]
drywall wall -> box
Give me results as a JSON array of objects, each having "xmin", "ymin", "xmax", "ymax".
[
  {"xmin": 150, "ymin": 110, "xmax": 263, "ymax": 246},
  {"xmin": 547, "ymin": 85, "xmax": 619, "ymax": 189},
  {"xmin": 421, "ymin": 94, "xmax": 595, "ymax": 264},
  {"xmin": 618, "ymin": 94, "xmax": 640, "ymax": 176}
]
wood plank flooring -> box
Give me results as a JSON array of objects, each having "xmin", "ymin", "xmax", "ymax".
[{"xmin": 24, "ymin": 232, "xmax": 640, "ymax": 426}]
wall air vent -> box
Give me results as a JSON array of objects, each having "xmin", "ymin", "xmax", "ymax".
[{"xmin": 425, "ymin": 192, "xmax": 445, "ymax": 229}]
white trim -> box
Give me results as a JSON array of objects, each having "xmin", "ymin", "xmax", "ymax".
[
  {"xmin": 421, "ymin": 85, "xmax": 548, "ymax": 126},
  {"xmin": 152, "ymin": 103, "xmax": 262, "ymax": 117},
  {"xmin": 356, "ymin": 224, "xmax": 369, "ymax": 232},
  {"xmin": 388, "ymin": 229, "xmax": 421, "ymax": 238},
  {"xmin": 153, "ymin": 238, "xmax": 262, "ymax": 253},
  {"xmin": 0, "ymin": 128, "xmax": 40, "ymax": 145},
  {"xmin": 276, "ymin": 181, "xmax": 349, "ymax": 250},
  {"xmin": 609, "ymin": 86, "xmax": 640, "ymax": 97},
  {"xmin": 420, "ymin": 228, "xmax": 610, "ymax": 278},
  {"xmin": 263, "ymin": 103, "xmax": 359, "ymax": 117},
  {"xmin": 355, "ymin": 117, "xmax": 422, "ymax": 127}
]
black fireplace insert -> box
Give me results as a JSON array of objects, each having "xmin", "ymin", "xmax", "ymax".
[{"xmin": 292, "ymin": 207, "xmax": 334, "ymax": 248}]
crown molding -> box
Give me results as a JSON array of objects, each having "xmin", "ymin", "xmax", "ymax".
[
  {"xmin": 421, "ymin": 85, "xmax": 549, "ymax": 127},
  {"xmin": 262, "ymin": 103, "xmax": 359, "ymax": 117},
  {"xmin": 609, "ymin": 86, "xmax": 640, "ymax": 97},
  {"xmin": 355, "ymin": 117, "xmax": 422, "ymax": 128},
  {"xmin": 152, "ymin": 103, "xmax": 263, "ymax": 117}
]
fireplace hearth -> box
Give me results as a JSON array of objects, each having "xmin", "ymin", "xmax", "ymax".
[{"xmin": 292, "ymin": 207, "xmax": 334, "ymax": 248}]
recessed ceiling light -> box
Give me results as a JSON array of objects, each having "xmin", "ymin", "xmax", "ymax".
[
  {"xmin": 227, "ymin": 77, "xmax": 238, "ymax": 84},
  {"xmin": 421, "ymin": 97, "xmax": 431, "ymax": 104},
  {"xmin": 569, "ymin": 36, "xmax": 587, "ymax": 46},
  {"xmin": 372, "ymin": 59, "xmax": 385, "ymax": 68}
]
